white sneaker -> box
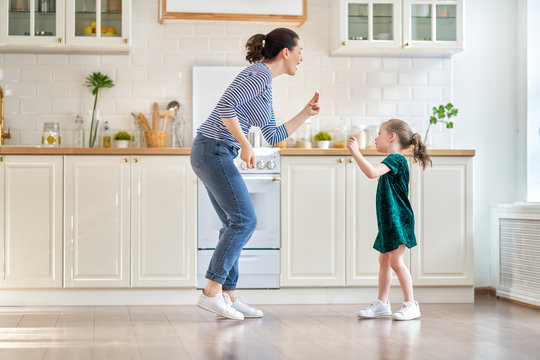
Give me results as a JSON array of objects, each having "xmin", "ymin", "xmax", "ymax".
[
  {"xmin": 197, "ymin": 293, "xmax": 244, "ymax": 320},
  {"xmin": 230, "ymin": 296, "xmax": 263, "ymax": 318},
  {"xmin": 392, "ymin": 301, "xmax": 421, "ymax": 321},
  {"xmin": 357, "ymin": 299, "xmax": 392, "ymax": 318}
]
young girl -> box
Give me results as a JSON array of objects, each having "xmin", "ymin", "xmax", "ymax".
[
  {"xmin": 191, "ymin": 28, "xmax": 319, "ymax": 320},
  {"xmin": 347, "ymin": 119, "xmax": 431, "ymax": 321}
]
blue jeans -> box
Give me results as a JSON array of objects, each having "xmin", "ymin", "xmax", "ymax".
[{"xmin": 190, "ymin": 133, "xmax": 257, "ymax": 290}]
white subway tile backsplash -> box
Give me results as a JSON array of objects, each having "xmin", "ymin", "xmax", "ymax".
[
  {"xmin": 5, "ymin": 54, "xmax": 34, "ymax": 66},
  {"xmin": 351, "ymin": 86, "xmax": 382, "ymax": 100},
  {"xmin": 367, "ymin": 72, "xmax": 397, "ymax": 85},
  {"xmin": 382, "ymin": 58, "xmax": 412, "ymax": 71},
  {"xmin": 21, "ymin": 68, "xmax": 51, "ymax": 82},
  {"xmin": 4, "ymin": 83, "xmax": 35, "ymax": 97},
  {"xmin": 38, "ymin": 84, "xmax": 68, "ymax": 97},
  {"xmin": 21, "ymin": 99, "xmax": 51, "ymax": 114},
  {"xmin": 68, "ymin": 54, "xmax": 100, "ymax": 66},
  {"xmin": 37, "ymin": 54, "xmax": 67, "ymax": 66},
  {"xmin": 117, "ymin": 69, "xmax": 146, "ymax": 82},
  {"xmin": 0, "ymin": 67, "xmax": 20, "ymax": 81},
  {"xmin": 398, "ymin": 72, "xmax": 428, "ymax": 85},
  {"xmin": 366, "ymin": 101, "xmax": 397, "ymax": 116},
  {"xmin": 383, "ymin": 86, "xmax": 412, "ymax": 101},
  {"xmin": 413, "ymin": 87, "xmax": 443, "ymax": 101},
  {"xmin": 2, "ymin": 0, "xmax": 454, "ymax": 147}
]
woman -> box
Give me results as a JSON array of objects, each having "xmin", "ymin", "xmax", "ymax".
[{"xmin": 191, "ymin": 28, "xmax": 320, "ymax": 320}]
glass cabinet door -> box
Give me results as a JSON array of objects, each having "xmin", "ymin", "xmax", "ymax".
[
  {"xmin": 7, "ymin": 0, "xmax": 61, "ymax": 42},
  {"xmin": 405, "ymin": 0, "xmax": 461, "ymax": 49},
  {"xmin": 74, "ymin": 0, "xmax": 122, "ymax": 38},
  {"xmin": 344, "ymin": 0, "xmax": 399, "ymax": 47}
]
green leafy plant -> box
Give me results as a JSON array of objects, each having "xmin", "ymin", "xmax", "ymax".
[
  {"xmin": 314, "ymin": 131, "xmax": 332, "ymax": 141},
  {"xmin": 85, "ymin": 72, "xmax": 115, "ymax": 147},
  {"xmin": 113, "ymin": 131, "xmax": 132, "ymax": 141},
  {"xmin": 424, "ymin": 103, "xmax": 458, "ymax": 143}
]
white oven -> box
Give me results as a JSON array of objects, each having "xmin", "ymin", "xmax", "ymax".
[{"xmin": 196, "ymin": 148, "xmax": 281, "ymax": 289}]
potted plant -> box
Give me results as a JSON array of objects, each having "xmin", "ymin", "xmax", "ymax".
[
  {"xmin": 314, "ymin": 131, "xmax": 332, "ymax": 149},
  {"xmin": 84, "ymin": 72, "xmax": 114, "ymax": 147},
  {"xmin": 424, "ymin": 103, "xmax": 458, "ymax": 145},
  {"xmin": 113, "ymin": 131, "xmax": 132, "ymax": 148}
]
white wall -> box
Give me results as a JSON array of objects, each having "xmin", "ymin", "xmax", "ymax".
[{"xmin": 0, "ymin": 0, "xmax": 520, "ymax": 287}]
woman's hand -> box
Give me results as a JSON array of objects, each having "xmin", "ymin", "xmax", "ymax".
[
  {"xmin": 304, "ymin": 92, "xmax": 320, "ymax": 117},
  {"xmin": 240, "ymin": 140, "xmax": 255, "ymax": 169},
  {"xmin": 347, "ymin": 136, "xmax": 359, "ymax": 154}
]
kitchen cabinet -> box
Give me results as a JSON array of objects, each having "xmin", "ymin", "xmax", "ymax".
[
  {"xmin": 0, "ymin": 0, "xmax": 131, "ymax": 52},
  {"xmin": 131, "ymin": 156, "xmax": 196, "ymax": 287},
  {"xmin": 331, "ymin": 0, "xmax": 464, "ymax": 56},
  {"xmin": 409, "ymin": 155, "xmax": 474, "ymax": 285},
  {"xmin": 280, "ymin": 156, "xmax": 346, "ymax": 287},
  {"xmin": 0, "ymin": 155, "xmax": 63, "ymax": 288},
  {"xmin": 64, "ymin": 155, "xmax": 196, "ymax": 288},
  {"xmin": 281, "ymin": 154, "xmax": 471, "ymax": 288}
]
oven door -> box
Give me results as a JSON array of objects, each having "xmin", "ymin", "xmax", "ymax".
[{"xmin": 197, "ymin": 174, "xmax": 280, "ymax": 249}]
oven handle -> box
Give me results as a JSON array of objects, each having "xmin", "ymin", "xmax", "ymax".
[{"xmin": 242, "ymin": 176, "xmax": 281, "ymax": 182}]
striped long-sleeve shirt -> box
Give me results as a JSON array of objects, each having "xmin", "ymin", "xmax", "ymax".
[{"xmin": 197, "ymin": 62, "xmax": 288, "ymax": 149}]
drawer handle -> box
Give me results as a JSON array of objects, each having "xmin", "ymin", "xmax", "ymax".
[
  {"xmin": 338, "ymin": 158, "xmax": 344, "ymax": 163},
  {"xmin": 123, "ymin": 158, "xmax": 128, "ymax": 163},
  {"xmin": 349, "ymin": 158, "xmax": 354, "ymax": 163}
]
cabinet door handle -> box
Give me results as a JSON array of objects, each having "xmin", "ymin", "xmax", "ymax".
[
  {"xmin": 123, "ymin": 158, "xmax": 128, "ymax": 163},
  {"xmin": 404, "ymin": 41, "xmax": 410, "ymax": 47},
  {"xmin": 133, "ymin": 158, "xmax": 138, "ymax": 163},
  {"xmin": 349, "ymin": 158, "xmax": 354, "ymax": 163},
  {"xmin": 57, "ymin": 37, "xmax": 62, "ymax": 43},
  {"xmin": 0, "ymin": 157, "xmax": 3, "ymax": 162},
  {"xmin": 342, "ymin": 40, "xmax": 347, "ymax": 46},
  {"xmin": 124, "ymin": 38, "xmax": 128, "ymax": 44},
  {"xmin": 338, "ymin": 158, "xmax": 344, "ymax": 163}
]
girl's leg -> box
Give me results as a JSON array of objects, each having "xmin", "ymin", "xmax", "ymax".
[
  {"xmin": 378, "ymin": 253, "xmax": 392, "ymax": 303},
  {"xmin": 388, "ymin": 245, "xmax": 414, "ymax": 302}
]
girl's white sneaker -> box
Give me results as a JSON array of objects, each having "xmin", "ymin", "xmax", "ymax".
[
  {"xmin": 197, "ymin": 293, "xmax": 244, "ymax": 320},
  {"xmin": 230, "ymin": 296, "xmax": 264, "ymax": 318},
  {"xmin": 392, "ymin": 301, "xmax": 421, "ymax": 321},
  {"xmin": 357, "ymin": 299, "xmax": 392, "ymax": 318}
]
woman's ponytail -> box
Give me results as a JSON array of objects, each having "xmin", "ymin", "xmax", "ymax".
[
  {"xmin": 245, "ymin": 28, "xmax": 299, "ymax": 64},
  {"xmin": 411, "ymin": 133, "xmax": 432, "ymax": 170},
  {"xmin": 245, "ymin": 34, "xmax": 266, "ymax": 63}
]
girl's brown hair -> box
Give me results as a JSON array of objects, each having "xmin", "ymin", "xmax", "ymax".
[
  {"xmin": 384, "ymin": 119, "xmax": 432, "ymax": 170},
  {"xmin": 245, "ymin": 28, "xmax": 299, "ymax": 63}
]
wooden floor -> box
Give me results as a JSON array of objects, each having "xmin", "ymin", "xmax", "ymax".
[{"xmin": 0, "ymin": 295, "xmax": 538, "ymax": 360}]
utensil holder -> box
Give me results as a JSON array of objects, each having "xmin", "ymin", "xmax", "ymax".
[{"xmin": 145, "ymin": 130, "xmax": 167, "ymax": 147}]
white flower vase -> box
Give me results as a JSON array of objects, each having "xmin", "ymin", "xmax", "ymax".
[
  {"xmin": 317, "ymin": 140, "xmax": 330, "ymax": 149},
  {"xmin": 114, "ymin": 140, "xmax": 130, "ymax": 148}
]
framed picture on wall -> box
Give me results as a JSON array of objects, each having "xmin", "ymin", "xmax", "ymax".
[{"xmin": 158, "ymin": 0, "xmax": 307, "ymax": 24}]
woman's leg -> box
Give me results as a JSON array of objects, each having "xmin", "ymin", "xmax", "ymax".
[
  {"xmin": 388, "ymin": 245, "xmax": 414, "ymax": 302},
  {"xmin": 378, "ymin": 252, "xmax": 392, "ymax": 303}
]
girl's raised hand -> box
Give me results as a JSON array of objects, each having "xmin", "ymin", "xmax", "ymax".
[{"xmin": 347, "ymin": 136, "xmax": 359, "ymax": 154}]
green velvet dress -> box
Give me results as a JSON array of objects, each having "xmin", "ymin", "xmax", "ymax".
[{"xmin": 373, "ymin": 153, "xmax": 417, "ymax": 253}]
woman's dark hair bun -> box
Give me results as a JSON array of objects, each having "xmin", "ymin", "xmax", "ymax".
[{"xmin": 245, "ymin": 28, "xmax": 299, "ymax": 64}]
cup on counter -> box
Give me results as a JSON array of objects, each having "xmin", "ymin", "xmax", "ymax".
[{"xmin": 41, "ymin": 122, "xmax": 61, "ymax": 147}]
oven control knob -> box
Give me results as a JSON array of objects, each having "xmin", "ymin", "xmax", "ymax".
[
  {"xmin": 240, "ymin": 162, "xmax": 247, "ymax": 170},
  {"xmin": 267, "ymin": 160, "xmax": 275, "ymax": 170},
  {"xmin": 257, "ymin": 160, "xmax": 265, "ymax": 169}
]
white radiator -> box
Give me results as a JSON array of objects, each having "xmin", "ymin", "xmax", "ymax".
[{"xmin": 494, "ymin": 204, "xmax": 540, "ymax": 307}]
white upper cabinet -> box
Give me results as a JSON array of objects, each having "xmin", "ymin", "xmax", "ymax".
[
  {"xmin": 331, "ymin": 0, "xmax": 464, "ymax": 56},
  {"xmin": 0, "ymin": 0, "xmax": 131, "ymax": 52}
]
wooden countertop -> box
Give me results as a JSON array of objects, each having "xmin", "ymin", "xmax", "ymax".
[
  {"xmin": 280, "ymin": 148, "xmax": 476, "ymax": 156},
  {"xmin": 0, "ymin": 147, "xmax": 475, "ymax": 156},
  {"xmin": 0, "ymin": 147, "xmax": 192, "ymax": 155}
]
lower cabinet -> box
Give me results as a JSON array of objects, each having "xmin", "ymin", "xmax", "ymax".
[
  {"xmin": 64, "ymin": 155, "xmax": 196, "ymax": 288},
  {"xmin": 0, "ymin": 155, "xmax": 63, "ymax": 288},
  {"xmin": 281, "ymin": 155, "xmax": 473, "ymax": 288}
]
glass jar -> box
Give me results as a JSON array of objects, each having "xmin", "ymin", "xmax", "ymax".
[
  {"xmin": 72, "ymin": 114, "xmax": 85, "ymax": 148},
  {"xmin": 296, "ymin": 121, "xmax": 312, "ymax": 148},
  {"xmin": 102, "ymin": 121, "xmax": 111, "ymax": 148},
  {"xmin": 41, "ymin": 122, "xmax": 60, "ymax": 147},
  {"xmin": 350, "ymin": 124, "xmax": 367, "ymax": 149},
  {"xmin": 331, "ymin": 123, "xmax": 348, "ymax": 148}
]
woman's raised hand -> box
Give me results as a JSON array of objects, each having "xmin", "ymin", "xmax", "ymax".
[{"xmin": 304, "ymin": 92, "xmax": 320, "ymax": 116}]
